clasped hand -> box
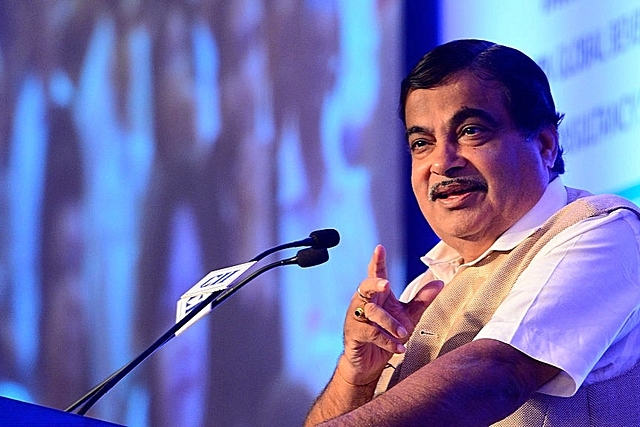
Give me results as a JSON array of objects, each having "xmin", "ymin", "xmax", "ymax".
[{"xmin": 337, "ymin": 245, "xmax": 443, "ymax": 387}]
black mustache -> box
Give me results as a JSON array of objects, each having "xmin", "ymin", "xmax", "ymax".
[{"xmin": 429, "ymin": 178, "xmax": 488, "ymax": 201}]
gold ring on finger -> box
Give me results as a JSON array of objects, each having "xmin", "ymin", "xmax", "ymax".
[
  {"xmin": 354, "ymin": 303, "xmax": 368, "ymax": 321},
  {"xmin": 357, "ymin": 287, "xmax": 370, "ymax": 301}
]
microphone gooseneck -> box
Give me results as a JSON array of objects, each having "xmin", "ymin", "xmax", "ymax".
[{"xmin": 67, "ymin": 244, "xmax": 331, "ymax": 416}]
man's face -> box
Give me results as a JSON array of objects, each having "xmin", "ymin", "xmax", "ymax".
[{"xmin": 406, "ymin": 72, "xmax": 556, "ymax": 261}]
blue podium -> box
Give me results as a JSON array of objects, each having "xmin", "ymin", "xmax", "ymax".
[{"xmin": 0, "ymin": 396, "xmax": 125, "ymax": 426}]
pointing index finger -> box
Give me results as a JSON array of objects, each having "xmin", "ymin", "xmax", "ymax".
[{"xmin": 367, "ymin": 244, "xmax": 388, "ymax": 279}]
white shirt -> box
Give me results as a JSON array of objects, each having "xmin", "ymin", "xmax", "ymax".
[{"xmin": 401, "ymin": 177, "xmax": 640, "ymax": 397}]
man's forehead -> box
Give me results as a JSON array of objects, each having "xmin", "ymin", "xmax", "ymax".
[{"xmin": 404, "ymin": 75, "xmax": 510, "ymax": 128}]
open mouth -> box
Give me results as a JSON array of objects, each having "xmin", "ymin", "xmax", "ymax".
[{"xmin": 429, "ymin": 178, "xmax": 488, "ymax": 201}]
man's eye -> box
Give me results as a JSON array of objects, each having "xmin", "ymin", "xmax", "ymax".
[
  {"xmin": 459, "ymin": 125, "xmax": 492, "ymax": 146},
  {"xmin": 461, "ymin": 125, "xmax": 482, "ymax": 136},
  {"xmin": 409, "ymin": 139, "xmax": 434, "ymax": 153}
]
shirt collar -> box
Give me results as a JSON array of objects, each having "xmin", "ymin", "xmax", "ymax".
[{"xmin": 421, "ymin": 177, "xmax": 567, "ymax": 280}]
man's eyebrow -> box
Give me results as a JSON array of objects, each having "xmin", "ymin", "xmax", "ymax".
[
  {"xmin": 450, "ymin": 107, "xmax": 500, "ymax": 129},
  {"xmin": 405, "ymin": 108, "xmax": 501, "ymax": 139},
  {"xmin": 405, "ymin": 125, "xmax": 430, "ymax": 139}
]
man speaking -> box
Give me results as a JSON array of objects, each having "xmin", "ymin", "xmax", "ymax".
[{"xmin": 304, "ymin": 39, "xmax": 640, "ymax": 426}]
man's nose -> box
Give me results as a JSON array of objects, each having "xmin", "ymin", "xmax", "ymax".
[{"xmin": 429, "ymin": 141, "xmax": 466, "ymax": 176}]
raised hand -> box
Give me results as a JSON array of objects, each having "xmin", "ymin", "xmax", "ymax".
[{"xmin": 337, "ymin": 245, "xmax": 443, "ymax": 386}]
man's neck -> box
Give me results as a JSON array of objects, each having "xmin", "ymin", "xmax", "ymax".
[{"xmin": 448, "ymin": 238, "xmax": 496, "ymax": 265}]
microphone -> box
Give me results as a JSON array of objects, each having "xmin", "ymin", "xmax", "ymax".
[
  {"xmin": 66, "ymin": 246, "xmax": 331, "ymax": 415},
  {"xmin": 306, "ymin": 229, "xmax": 341, "ymax": 249},
  {"xmin": 250, "ymin": 228, "xmax": 339, "ymax": 262},
  {"xmin": 296, "ymin": 244, "xmax": 330, "ymax": 267},
  {"xmin": 175, "ymin": 229, "xmax": 338, "ymax": 334}
]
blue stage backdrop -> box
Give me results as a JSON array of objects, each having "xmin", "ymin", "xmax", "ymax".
[{"xmin": 0, "ymin": 1, "xmax": 405, "ymax": 426}]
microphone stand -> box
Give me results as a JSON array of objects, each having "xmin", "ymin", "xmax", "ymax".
[{"xmin": 66, "ymin": 247, "xmax": 329, "ymax": 416}]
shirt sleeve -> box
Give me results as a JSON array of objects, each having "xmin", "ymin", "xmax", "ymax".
[{"xmin": 475, "ymin": 208, "xmax": 640, "ymax": 397}]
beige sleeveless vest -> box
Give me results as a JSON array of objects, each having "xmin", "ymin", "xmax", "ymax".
[{"xmin": 376, "ymin": 188, "xmax": 640, "ymax": 426}]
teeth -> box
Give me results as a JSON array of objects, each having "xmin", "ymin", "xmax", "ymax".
[
  {"xmin": 437, "ymin": 190, "xmax": 464, "ymax": 199},
  {"xmin": 429, "ymin": 178, "xmax": 488, "ymax": 201},
  {"xmin": 433, "ymin": 185, "xmax": 470, "ymax": 199}
]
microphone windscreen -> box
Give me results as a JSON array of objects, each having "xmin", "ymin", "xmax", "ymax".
[
  {"xmin": 296, "ymin": 248, "xmax": 329, "ymax": 268},
  {"xmin": 309, "ymin": 229, "xmax": 340, "ymax": 249}
]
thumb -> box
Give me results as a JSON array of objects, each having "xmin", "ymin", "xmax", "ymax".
[{"xmin": 404, "ymin": 280, "xmax": 443, "ymax": 325}]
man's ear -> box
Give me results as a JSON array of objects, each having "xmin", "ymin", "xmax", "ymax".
[{"xmin": 536, "ymin": 126, "xmax": 559, "ymax": 171}]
